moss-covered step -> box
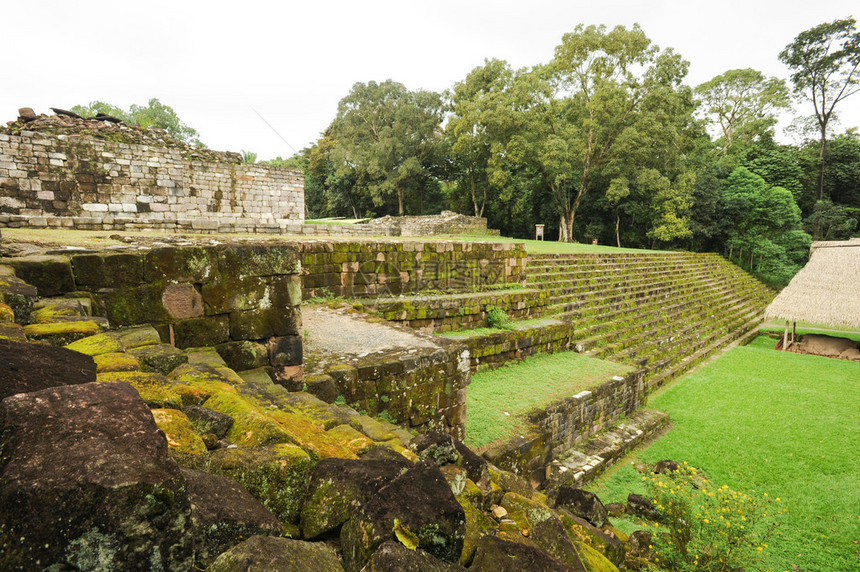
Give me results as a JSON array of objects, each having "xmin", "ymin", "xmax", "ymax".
[{"xmin": 23, "ymin": 320, "xmax": 103, "ymax": 346}]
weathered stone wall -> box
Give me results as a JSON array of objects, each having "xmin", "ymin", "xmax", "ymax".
[
  {"xmin": 366, "ymin": 211, "xmax": 499, "ymax": 236},
  {"xmin": 354, "ymin": 289, "xmax": 550, "ymax": 333},
  {"xmin": 305, "ymin": 339, "xmax": 469, "ymax": 439},
  {"xmin": 453, "ymin": 321, "xmax": 576, "ymax": 371},
  {"xmin": 479, "ymin": 370, "xmax": 645, "ymax": 487},
  {"xmin": 0, "ymin": 244, "xmax": 304, "ymax": 377},
  {"xmin": 300, "ymin": 240, "xmax": 527, "ymax": 299},
  {"xmin": 0, "ymin": 130, "xmax": 303, "ymax": 231}
]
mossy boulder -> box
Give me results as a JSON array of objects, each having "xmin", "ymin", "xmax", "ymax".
[
  {"xmin": 216, "ymin": 340, "xmax": 269, "ymax": 371},
  {"xmin": 96, "ymin": 371, "xmax": 183, "ymax": 408},
  {"xmin": 115, "ymin": 324, "xmax": 162, "ymax": 349},
  {"xmin": 167, "ymin": 363, "xmax": 242, "ymax": 405},
  {"xmin": 0, "ymin": 302, "xmax": 14, "ymax": 323},
  {"xmin": 363, "ymin": 541, "xmax": 466, "ymax": 571},
  {"xmin": 23, "ymin": 320, "xmax": 102, "ymax": 345},
  {"xmin": 93, "ymin": 351, "xmax": 141, "ymax": 373},
  {"xmin": 0, "ymin": 323, "xmax": 26, "ymax": 342},
  {"xmin": 551, "ymin": 487, "xmax": 608, "ymax": 528},
  {"xmin": 325, "ymin": 424, "xmax": 375, "ymax": 456},
  {"xmin": 0, "ymin": 381, "xmax": 193, "ymax": 570},
  {"xmin": 341, "ymin": 461, "xmax": 466, "ymax": 572},
  {"xmin": 129, "ymin": 343, "xmax": 189, "ymax": 374},
  {"xmin": 205, "ymin": 535, "xmax": 343, "ymax": 572},
  {"xmin": 180, "ymin": 467, "xmax": 282, "ymax": 569},
  {"xmin": 469, "ymin": 535, "xmax": 576, "ymax": 571},
  {"xmin": 152, "ymin": 408, "xmax": 208, "ymax": 455},
  {"xmin": 457, "ymin": 495, "xmax": 497, "ymax": 566},
  {"xmin": 183, "ymin": 405, "xmax": 235, "ymax": 438},
  {"xmin": 0, "ymin": 274, "xmax": 38, "ymax": 322},
  {"xmin": 300, "ymin": 457, "xmax": 410, "ymax": 539},
  {"xmin": 559, "ymin": 511, "xmax": 624, "ymax": 568},
  {"xmin": 65, "ymin": 332, "xmax": 123, "ymax": 356},
  {"xmin": 30, "ymin": 298, "xmax": 89, "ymax": 323},
  {"xmin": 209, "ymin": 444, "xmax": 317, "ymax": 524},
  {"xmin": 575, "ymin": 540, "xmax": 620, "ymax": 572}
]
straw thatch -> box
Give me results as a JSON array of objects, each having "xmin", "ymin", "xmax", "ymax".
[{"xmin": 764, "ymin": 238, "xmax": 860, "ymax": 330}]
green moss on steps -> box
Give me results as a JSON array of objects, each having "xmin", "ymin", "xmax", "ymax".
[
  {"xmin": 93, "ymin": 352, "xmax": 141, "ymax": 373},
  {"xmin": 324, "ymin": 424, "xmax": 374, "ymax": 456},
  {"xmin": 24, "ymin": 320, "xmax": 101, "ymax": 345},
  {"xmin": 151, "ymin": 408, "xmax": 207, "ymax": 455},
  {"xmin": 96, "ymin": 371, "xmax": 183, "ymax": 408},
  {"xmin": 65, "ymin": 332, "xmax": 123, "ymax": 356}
]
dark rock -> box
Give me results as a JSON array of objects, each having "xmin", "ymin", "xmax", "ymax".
[
  {"xmin": 341, "ymin": 461, "xmax": 466, "ymax": 572},
  {"xmin": 0, "ymin": 255, "xmax": 75, "ymax": 296},
  {"xmin": 216, "ymin": 340, "xmax": 269, "ymax": 371},
  {"xmin": 206, "ymin": 535, "xmax": 343, "ymax": 572},
  {"xmin": 452, "ymin": 439, "xmax": 491, "ymax": 495},
  {"xmin": 358, "ymin": 445, "xmax": 415, "ymax": 468},
  {"xmin": 627, "ymin": 493, "xmax": 661, "ymax": 521},
  {"xmin": 184, "ymin": 405, "xmax": 235, "ymax": 438},
  {"xmin": 470, "ymin": 535, "xmax": 578, "ymax": 571},
  {"xmin": 70, "ymin": 252, "xmax": 144, "ymax": 288},
  {"xmin": 268, "ymin": 335, "xmax": 303, "ymax": 366},
  {"xmin": 181, "ymin": 467, "xmax": 281, "ymax": 568},
  {"xmin": 558, "ymin": 511, "xmax": 624, "ymax": 566},
  {"xmin": 51, "ymin": 107, "xmax": 83, "ymax": 119},
  {"xmin": 410, "ymin": 431, "xmax": 460, "ymax": 466},
  {"xmin": 173, "ymin": 315, "xmax": 230, "ymax": 348},
  {"xmin": 129, "ymin": 342, "xmax": 189, "ymax": 374},
  {"xmin": 653, "ymin": 459, "xmax": 680, "ymax": 474},
  {"xmin": 362, "ymin": 541, "xmax": 465, "ymax": 571},
  {"xmin": 490, "ymin": 467, "xmax": 534, "ymax": 500},
  {"xmin": 605, "ymin": 502, "xmax": 625, "ymax": 517},
  {"xmin": 628, "ymin": 529, "xmax": 653, "ymax": 556},
  {"xmin": 202, "ymin": 433, "xmax": 219, "ymax": 449},
  {"xmin": 0, "ymin": 338, "xmax": 96, "ymax": 399},
  {"xmin": 0, "ymin": 381, "xmax": 193, "ymax": 570},
  {"xmin": 531, "ymin": 516, "xmax": 588, "ymax": 570},
  {"xmin": 93, "ymin": 112, "xmax": 122, "ymax": 123},
  {"xmin": 17, "ymin": 107, "xmax": 37, "ymax": 121},
  {"xmin": 551, "ymin": 486, "xmax": 608, "ymax": 528},
  {"xmin": 300, "ymin": 457, "xmax": 409, "ymax": 539},
  {"xmin": 305, "ymin": 373, "xmax": 338, "ymax": 403}
]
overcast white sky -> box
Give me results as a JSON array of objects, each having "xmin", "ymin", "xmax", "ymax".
[{"xmin": 3, "ymin": 1, "xmax": 857, "ymax": 160}]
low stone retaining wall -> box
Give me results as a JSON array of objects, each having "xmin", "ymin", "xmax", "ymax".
[
  {"xmin": 449, "ymin": 320, "xmax": 576, "ymax": 372},
  {"xmin": 354, "ymin": 289, "xmax": 550, "ymax": 333},
  {"xmin": 478, "ymin": 369, "xmax": 645, "ymax": 487},
  {"xmin": 0, "ymin": 244, "xmax": 304, "ymax": 378},
  {"xmin": 300, "ymin": 240, "xmax": 527, "ymax": 299}
]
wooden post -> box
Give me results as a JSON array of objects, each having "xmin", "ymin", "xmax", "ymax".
[
  {"xmin": 783, "ymin": 321, "xmax": 789, "ymax": 351},
  {"xmin": 791, "ymin": 321, "xmax": 797, "ymax": 346}
]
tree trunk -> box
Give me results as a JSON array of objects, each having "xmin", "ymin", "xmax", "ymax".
[
  {"xmin": 615, "ymin": 214, "xmax": 621, "ymax": 248},
  {"xmin": 397, "ymin": 188, "xmax": 405, "ymax": 216},
  {"xmin": 817, "ymin": 126, "xmax": 827, "ymax": 201},
  {"xmin": 558, "ymin": 213, "xmax": 568, "ymax": 242}
]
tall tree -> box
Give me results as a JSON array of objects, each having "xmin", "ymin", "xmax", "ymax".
[
  {"xmin": 779, "ymin": 17, "xmax": 860, "ymax": 201},
  {"xmin": 445, "ymin": 59, "xmax": 514, "ymax": 218},
  {"xmin": 695, "ymin": 69, "xmax": 791, "ymax": 154},
  {"xmin": 504, "ymin": 24, "xmax": 692, "ymax": 242},
  {"xmin": 329, "ymin": 80, "xmax": 443, "ymax": 216}
]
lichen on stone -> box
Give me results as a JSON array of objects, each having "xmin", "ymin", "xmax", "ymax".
[{"xmin": 151, "ymin": 408, "xmax": 207, "ymax": 455}]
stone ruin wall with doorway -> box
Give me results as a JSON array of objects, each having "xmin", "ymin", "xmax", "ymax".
[{"xmin": 0, "ymin": 129, "xmax": 304, "ymax": 233}]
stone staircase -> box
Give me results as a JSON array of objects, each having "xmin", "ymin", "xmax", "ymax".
[{"xmin": 526, "ymin": 251, "xmax": 775, "ymax": 388}]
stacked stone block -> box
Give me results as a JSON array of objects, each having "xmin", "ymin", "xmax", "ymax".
[{"xmin": 0, "ymin": 130, "xmax": 303, "ymax": 231}]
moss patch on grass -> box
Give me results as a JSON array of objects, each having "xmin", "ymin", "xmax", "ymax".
[
  {"xmin": 587, "ymin": 336, "xmax": 860, "ymax": 572},
  {"xmin": 465, "ymin": 351, "xmax": 632, "ymax": 448}
]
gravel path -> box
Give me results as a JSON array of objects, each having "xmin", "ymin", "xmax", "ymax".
[{"xmin": 303, "ymin": 306, "xmax": 436, "ymax": 357}]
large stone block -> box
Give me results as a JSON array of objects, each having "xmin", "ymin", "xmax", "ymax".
[
  {"xmin": 0, "ymin": 381, "xmax": 193, "ymax": 570},
  {"xmin": 71, "ymin": 252, "xmax": 144, "ymax": 288},
  {"xmin": 217, "ymin": 244, "xmax": 301, "ymax": 278},
  {"xmin": 268, "ymin": 335, "xmax": 303, "ymax": 366},
  {"xmin": 0, "ymin": 255, "xmax": 75, "ymax": 296},
  {"xmin": 98, "ymin": 283, "xmax": 172, "ymax": 327},
  {"xmin": 173, "ymin": 315, "xmax": 230, "ymax": 348},
  {"xmin": 145, "ymin": 246, "xmax": 218, "ymax": 283},
  {"xmin": 230, "ymin": 307, "xmax": 299, "ymax": 340}
]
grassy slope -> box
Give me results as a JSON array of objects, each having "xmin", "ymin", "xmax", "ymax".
[
  {"xmin": 588, "ymin": 336, "xmax": 860, "ymax": 571},
  {"xmin": 465, "ymin": 351, "xmax": 632, "ymax": 449}
]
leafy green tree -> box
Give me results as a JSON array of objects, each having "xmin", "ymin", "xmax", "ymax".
[
  {"xmin": 500, "ymin": 24, "xmax": 694, "ymax": 242},
  {"xmin": 445, "ymin": 59, "xmax": 514, "ymax": 217},
  {"xmin": 241, "ymin": 150, "xmax": 258, "ymax": 164},
  {"xmin": 695, "ymin": 68, "xmax": 791, "ymax": 154},
  {"xmin": 804, "ymin": 199, "xmax": 858, "ymax": 240},
  {"xmin": 722, "ymin": 167, "xmax": 811, "ymax": 286},
  {"xmin": 779, "ymin": 17, "xmax": 860, "ymax": 201},
  {"xmin": 71, "ymin": 98, "xmax": 202, "ymax": 146},
  {"xmin": 329, "ymin": 80, "xmax": 443, "ymax": 215}
]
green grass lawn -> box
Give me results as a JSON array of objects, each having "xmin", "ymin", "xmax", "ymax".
[
  {"xmin": 465, "ymin": 351, "xmax": 632, "ymax": 449},
  {"xmin": 588, "ymin": 336, "xmax": 860, "ymax": 571}
]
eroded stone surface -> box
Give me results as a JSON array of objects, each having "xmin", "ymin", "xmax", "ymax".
[
  {"xmin": 0, "ymin": 381, "xmax": 193, "ymax": 570},
  {"xmin": 0, "ymin": 338, "xmax": 96, "ymax": 399},
  {"xmin": 205, "ymin": 535, "xmax": 343, "ymax": 572}
]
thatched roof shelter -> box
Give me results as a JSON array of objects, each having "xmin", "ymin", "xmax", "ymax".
[{"xmin": 765, "ymin": 238, "xmax": 860, "ymax": 330}]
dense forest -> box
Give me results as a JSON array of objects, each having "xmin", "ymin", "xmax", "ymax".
[{"xmin": 263, "ymin": 17, "xmax": 859, "ymax": 288}]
